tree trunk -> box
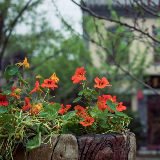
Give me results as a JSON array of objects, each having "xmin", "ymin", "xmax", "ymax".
[{"xmin": 13, "ymin": 132, "xmax": 136, "ymax": 160}]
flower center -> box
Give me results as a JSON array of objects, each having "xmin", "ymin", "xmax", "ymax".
[
  {"xmin": 79, "ymin": 73, "xmax": 83, "ymax": 77},
  {"xmin": 85, "ymin": 119, "xmax": 90, "ymax": 123},
  {"xmin": 100, "ymin": 82, "xmax": 104, "ymax": 86}
]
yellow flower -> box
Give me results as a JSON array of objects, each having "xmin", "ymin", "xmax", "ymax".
[
  {"xmin": 15, "ymin": 88, "xmax": 21, "ymax": 92},
  {"xmin": 20, "ymin": 57, "xmax": 30, "ymax": 68},
  {"xmin": 10, "ymin": 88, "xmax": 21, "ymax": 100},
  {"xmin": 50, "ymin": 72, "xmax": 59, "ymax": 83},
  {"xmin": 36, "ymin": 75, "xmax": 42, "ymax": 79},
  {"xmin": 33, "ymin": 103, "xmax": 43, "ymax": 111}
]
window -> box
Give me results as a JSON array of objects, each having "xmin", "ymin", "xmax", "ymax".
[{"xmin": 152, "ymin": 27, "xmax": 160, "ymax": 63}]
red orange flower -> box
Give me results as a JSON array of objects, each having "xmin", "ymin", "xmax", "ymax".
[
  {"xmin": 94, "ymin": 77, "xmax": 112, "ymax": 89},
  {"xmin": 41, "ymin": 79, "xmax": 58, "ymax": 90},
  {"xmin": 22, "ymin": 97, "xmax": 32, "ymax": 111},
  {"xmin": 80, "ymin": 116, "xmax": 94, "ymax": 127},
  {"xmin": 71, "ymin": 67, "xmax": 86, "ymax": 83},
  {"xmin": 116, "ymin": 102, "xmax": 127, "ymax": 112},
  {"xmin": 58, "ymin": 104, "xmax": 71, "ymax": 114},
  {"xmin": 97, "ymin": 95, "xmax": 117, "ymax": 112},
  {"xmin": 0, "ymin": 95, "xmax": 8, "ymax": 106},
  {"xmin": 30, "ymin": 108, "xmax": 39, "ymax": 115},
  {"xmin": 25, "ymin": 97, "xmax": 30, "ymax": 106},
  {"xmin": 10, "ymin": 86, "xmax": 21, "ymax": 100},
  {"xmin": 22, "ymin": 105, "xmax": 30, "ymax": 111},
  {"xmin": 97, "ymin": 99, "xmax": 107, "ymax": 112},
  {"xmin": 29, "ymin": 81, "xmax": 44, "ymax": 94},
  {"xmin": 74, "ymin": 105, "xmax": 85, "ymax": 116}
]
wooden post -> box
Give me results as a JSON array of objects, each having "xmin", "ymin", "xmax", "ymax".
[{"xmin": 13, "ymin": 132, "xmax": 136, "ymax": 160}]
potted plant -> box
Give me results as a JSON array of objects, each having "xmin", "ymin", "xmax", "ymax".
[{"xmin": 0, "ymin": 58, "xmax": 136, "ymax": 160}]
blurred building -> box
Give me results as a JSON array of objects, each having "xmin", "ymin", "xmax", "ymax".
[{"xmin": 83, "ymin": 0, "xmax": 160, "ymax": 153}]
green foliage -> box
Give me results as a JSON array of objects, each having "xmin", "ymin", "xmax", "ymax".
[
  {"xmin": 73, "ymin": 97, "xmax": 82, "ymax": 103},
  {"xmin": 61, "ymin": 122, "xmax": 80, "ymax": 135},
  {"xmin": 63, "ymin": 111, "xmax": 76, "ymax": 120},
  {"xmin": 26, "ymin": 132, "xmax": 41, "ymax": 152},
  {"xmin": 0, "ymin": 1, "xmax": 136, "ymax": 158},
  {"xmin": 0, "ymin": 0, "xmax": 99, "ymax": 108},
  {"xmin": 0, "ymin": 63, "xmax": 131, "ymax": 159},
  {"xmin": 0, "ymin": 106, "xmax": 7, "ymax": 114},
  {"xmin": 5, "ymin": 65, "xmax": 18, "ymax": 75},
  {"xmin": 40, "ymin": 103, "xmax": 61, "ymax": 120},
  {"xmin": 3, "ymin": 90, "xmax": 12, "ymax": 95},
  {"xmin": 82, "ymin": 4, "xmax": 153, "ymax": 96},
  {"xmin": 3, "ymin": 81, "xmax": 14, "ymax": 91},
  {"xmin": 106, "ymin": 100, "xmax": 117, "ymax": 112}
]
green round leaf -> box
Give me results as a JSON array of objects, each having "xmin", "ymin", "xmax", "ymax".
[
  {"xmin": 4, "ymin": 70, "xmax": 12, "ymax": 80},
  {"xmin": 115, "ymin": 111, "xmax": 128, "ymax": 117},
  {"xmin": 3, "ymin": 90, "xmax": 12, "ymax": 95},
  {"xmin": 26, "ymin": 132, "xmax": 41, "ymax": 152},
  {"xmin": 106, "ymin": 99, "xmax": 117, "ymax": 112},
  {"xmin": 63, "ymin": 111, "xmax": 76, "ymax": 120},
  {"xmin": 6, "ymin": 65, "xmax": 18, "ymax": 75},
  {"xmin": 0, "ymin": 106, "xmax": 7, "ymax": 114},
  {"xmin": 4, "ymin": 125, "xmax": 14, "ymax": 132}
]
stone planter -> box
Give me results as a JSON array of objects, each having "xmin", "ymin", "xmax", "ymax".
[{"xmin": 13, "ymin": 132, "xmax": 136, "ymax": 160}]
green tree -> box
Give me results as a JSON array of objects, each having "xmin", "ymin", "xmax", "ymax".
[
  {"xmin": 0, "ymin": 0, "xmax": 99, "ymax": 104},
  {"xmin": 0, "ymin": 0, "xmax": 44, "ymax": 69}
]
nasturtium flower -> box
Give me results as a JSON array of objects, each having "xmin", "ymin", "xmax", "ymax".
[
  {"xmin": 0, "ymin": 95, "xmax": 8, "ymax": 106},
  {"xmin": 97, "ymin": 99, "xmax": 107, "ymax": 112},
  {"xmin": 74, "ymin": 105, "xmax": 85, "ymax": 116},
  {"xmin": 80, "ymin": 116, "xmax": 94, "ymax": 127},
  {"xmin": 22, "ymin": 105, "xmax": 30, "ymax": 111},
  {"xmin": 20, "ymin": 57, "xmax": 30, "ymax": 68},
  {"xmin": 101, "ymin": 95, "xmax": 117, "ymax": 104},
  {"xmin": 41, "ymin": 79, "xmax": 58, "ymax": 90},
  {"xmin": 71, "ymin": 67, "xmax": 86, "ymax": 83},
  {"xmin": 116, "ymin": 102, "xmax": 127, "ymax": 112},
  {"xmin": 10, "ymin": 86, "xmax": 21, "ymax": 100},
  {"xmin": 29, "ymin": 81, "xmax": 44, "ymax": 94},
  {"xmin": 24, "ymin": 97, "xmax": 30, "ymax": 106},
  {"xmin": 50, "ymin": 72, "xmax": 59, "ymax": 83},
  {"xmin": 97, "ymin": 95, "xmax": 117, "ymax": 112},
  {"xmin": 33, "ymin": 103, "xmax": 43, "ymax": 111},
  {"xmin": 22, "ymin": 97, "xmax": 32, "ymax": 111},
  {"xmin": 58, "ymin": 104, "xmax": 71, "ymax": 114},
  {"xmin": 94, "ymin": 77, "xmax": 112, "ymax": 89},
  {"xmin": 30, "ymin": 108, "xmax": 39, "ymax": 115},
  {"xmin": 36, "ymin": 75, "xmax": 42, "ymax": 79}
]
